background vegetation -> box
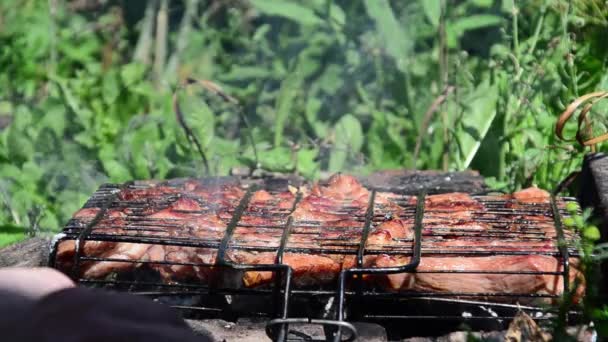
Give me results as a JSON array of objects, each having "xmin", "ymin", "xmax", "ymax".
[{"xmin": 0, "ymin": 0, "xmax": 607, "ymax": 242}]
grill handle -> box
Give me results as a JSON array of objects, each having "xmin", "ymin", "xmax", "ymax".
[{"xmin": 266, "ymin": 318, "xmax": 357, "ymax": 342}]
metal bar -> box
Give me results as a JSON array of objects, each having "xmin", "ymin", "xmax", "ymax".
[
  {"xmin": 550, "ymin": 195, "xmax": 570, "ymax": 295},
  {"xmin": 332, "ymin": 192, "xmax": 425, "ymax": 342},
  {"xmin": 78, "ymin": 278, "xmax": 565, "ymax": 299},
  {"xmin": 272, "ymin": 191, "xmax": 302, "ymax": 341},
  {"xmin": 59, "ymin": 232, "xmax": 573, "ymax": 257},
  {"xmin": 276, "ymin": 192, "xmax": 303, "ymax": 264},
  {"xmin": 356, "ymin": 191, "xmax": 376, "ymax": 268},
  {"xmin": 70, "ymin": 187, "xmax": 122, "ymax": 279},
  {"xmin": 216, "ymin": 185, "xmax": 257, "ymax": 264}
]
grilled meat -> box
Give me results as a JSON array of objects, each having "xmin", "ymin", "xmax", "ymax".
[
  {"xmin": 372, "ymin": 254, "xmax": 583, "ymax": 304},
  {"xmin": 53, "ymin": 174, "xmax": 581, "ymax": 303}
]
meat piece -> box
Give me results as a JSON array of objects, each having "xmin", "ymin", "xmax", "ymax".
[
  {"xmin": 186, "ymin": 184, "xmax": 245, "ymax": 203},
  {"xmin": 170, "ymin": 197, "xmax": 204, "ymax": 211},
  {"xmin": 83, "ymin": 243, "xmax": 151, "ymax": 278},
  {"xmin": 145, "ymin": 246, "xmax": 217, "ymax": 283},
  {"xmin": 372, "ymin": 254, "xmax": 583, "ymax": 304},
  {"xmin": 367, "ymin": 219, "xmax": 413, "ymax": 245},
  {"xmin": 250, "ymin": 190, "xmax": 274, "ymax": 204},
  {"xmin": 422, "ymin": 238, "xmax": 557, "ymax": 253},
  {"xmin": 310, "ymin": 174, "xmax": 369, "ymax": 202},
  {"xmin": 241, "ymin": 219, "xmax": 412, "ymax": 287},
  {"xmin": 239, "ymin": 252, "xmax": 341, "ymax": 287},
  {"xmin": 512, "ymin": 187, "xmax": 551, "ymax": 204},
  {"xmin": 73, "ymin": 208, "xmax": 101, "ymax": 219},
  {"xmin": 118, "ymin": 187, "xmax": 180, "ymax": 201},
  {"xmin": 425, "ymin": 193, "xmax": 483, "ymax": 211}
]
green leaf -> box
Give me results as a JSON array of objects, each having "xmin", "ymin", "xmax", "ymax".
[
  {"xmin": 305, "ymin": 96, "xmax": 328, "ymax": 138},
  {"xmin": 447, "ymin": 14, "xmax": 503, "ymax": 47},
  {"xmin": 584, "ymin": 225, "xmax": 601, "ymax": 241},
  {"xmin": 0, "ymin": 164, "xmax": 23, "ymax": 180},
  {"xmin": 221, "ymin": 66, "xmax": 272, "ymax": 81},
  {"xmin": 454, "ymin": 80, "xmax": 499, "ymax": 168},
  {"xmin": 99, "ymin": 147, "xmax": 132, "ymax": 182},
  {"xmin": 329, "ymin": 114, "xmax": 363, "ymax": 172},
  {"xmin": 274, "ymin": 68, "xmax": 302, "ymax": 146},
  {"xmin": 452, "ymin": 14, "xmax": 503, "ymax": 32},
  {"xmin": 419, "ymin": 0, "xmax": 440, "ymax": 27},
  {"xmin": 120, "ymin": 63, "xmax": 147, "ymax": 87},
  {"xmin": 102, "ymin": 71, "xmax": 120, "ymax": 105},
  {"xmin": 176, "ymin": 87, "xmax": 216, "ymax": 150},
  {"xmin": 50, "ymin": 75, "xmax": 94, "ymax": 130},
  {"xmin": 6, "ymin": 106, "xmax": 34, "ymax": 162},
  {"xmin": 37, "ymin": 104, "xmax": 67, "ymax": 137},
  {"xmin": 250, "ymin": 0, "xmax": 324, "ymax": 26},
  {"xmin": 258, "ymin": 147, "xmax": 294, "ymax": 172},
  {"xmin": 566, "ymin": 202, "xmax": 580, "ymax": 214},
  {"xmin": 364, "ymin": 0, "xmax": 412, "ymax": 71},
  {"xmin": 471, "ymin": 0, "xmax": 493, "ymax": 7},
  {"xmin": 297, "ymin": 148, "xmax": 319, "ymax": 179},
  {"xmin": 102, "ymin": 158, "xmax": 132, "ymax": 182}
]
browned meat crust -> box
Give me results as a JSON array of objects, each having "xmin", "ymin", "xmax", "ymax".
[{"xmin": 53, "ymin": 174, "xmax": 582, "ymax": 303}]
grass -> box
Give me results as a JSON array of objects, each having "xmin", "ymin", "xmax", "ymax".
[{"xmin": 0, "ymin": 225, "xmax": 26, "ymax": 248}]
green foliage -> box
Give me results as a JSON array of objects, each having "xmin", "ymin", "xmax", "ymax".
[
  {"xmin": 559, "ymin": 203, "xmax": 607, "ymax": 338},
  {"xmin": 0, "ymin": 0, "xmax": 607, "ymax": 249}
]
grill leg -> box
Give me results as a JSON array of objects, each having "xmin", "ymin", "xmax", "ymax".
[{"xmin": 579, "ymin": 152, "xmax": 608, "ymax": 300}]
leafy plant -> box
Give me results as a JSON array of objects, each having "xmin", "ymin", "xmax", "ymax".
[{"xmin": 0, "ymin": 1, "xmax": 607, "ymax": 243}]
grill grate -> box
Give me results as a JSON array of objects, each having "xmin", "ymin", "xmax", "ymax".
[{"xmin": 48, "ymin": 177, "xmax": 582, "ymax": 341}]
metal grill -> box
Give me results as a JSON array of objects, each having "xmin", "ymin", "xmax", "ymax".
[{"xmin": 48, "ymin": 177, "xmax": 581, "ymax": 342}]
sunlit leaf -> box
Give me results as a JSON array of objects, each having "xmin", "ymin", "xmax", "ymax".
[
  {"xmin": 419, "ymin": 0, "xmax": 440, "ymax": 27},
  {"xmin": 364, "ymin": 0, "xmax": 412, "ymax": 71},
  {"xmin": 329, "ymin": 114, "xmax": 363, "ymax": 172},
  {"xmin": 250, "ymin": 0, "xmax": 324, "ymax": 26},
  {"xmin": 274, "ymin": 67, "xmax": 302, "ymax": 146},
  {"xmin": 454, "ymin": 79, "xmax": 499, "ymax": 168}
]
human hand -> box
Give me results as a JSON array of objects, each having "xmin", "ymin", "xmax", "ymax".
[{"xmin": 0, "ymin": 267, "xmax": 74, "ymax": 299}]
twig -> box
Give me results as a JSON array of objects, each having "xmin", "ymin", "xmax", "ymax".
[
  {"xmin": 0, "ymin": 184, "xmax": 20, "ymax": 226},
  {"xmin": 27, "ymin": 206, "xmax": 44, "ymax": 237},
  {"xmin": 527, "ymin": 3, "xmax": 547, "ymax": 56},
  {"xmin": 172, "ymin": 88, "xmax": 210, "ymax": 175},
  {"xmin": 47, "ymin": 0, "xmax": 58, "ymax": 75},
  {"xmin": 555, "ymin": 91, "xmax": 608, "ymax": 152},
  {"xmin": 413, "ymin": 85, "xmax": 455, "ymax": 169},
  {"xmin": 133, "ymin": 0, "xmax": 157, "ymax": 65},
  {"xmin": 184, "ymin": 78, "xmax": 259, "ymax": 174},
  {"xmin": 511, "ymin": 0, "xmax": 520, "ymax": 58},
  {"xmin": 154, "ymin": 0, "xmax": 169, "ymax": 89},
  {"xmin": 164, "ymin": 0, "xmax": 199, "ymax": 82},
  {"xmin": 439, "ymin": 0, "xmax": 449, "ymax": 171}
]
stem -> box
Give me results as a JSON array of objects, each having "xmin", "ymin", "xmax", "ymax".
[
  {"xmin": 154, "ymin": 0, "xmax": 169, "ymax": 89},
  {"xmin": 560, "ymin": 1, "xmax": 579, "ymax": 97},
  {"xmin": 239, "ymin": 108, "xmax": 260, "ymax": 173},
  {"xmin": 0, "ymin": 186, "xmax": 20, "ymax": 226},
  {"xmin": 172, "ymin": 90, "xmax": 211, "ymax": 175},
  {"xmin": 511, "ymin": 0, "xmax": 520, "ymax": 58},
  {"xmin": 439, "ymin": 0, "xmax": 449, "ymax": 171},
  {"xmin": 165, "ymin": 0, "xmax": 199, "ymax": 82},
  {"xmin": 133, "ymin": 0, "xmax": 157, "ymax": 64},
  {"xmin": 47, "ymin": 0, "xmax": 58, "ymax": 75},
  {"xmin": 527, "ymin": 3, "xmax": 547, "ymax": 56}
]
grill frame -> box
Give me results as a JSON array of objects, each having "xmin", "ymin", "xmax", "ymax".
[{"xmin": 48, "ymin": 176, "xmax": 582, "ymax": 341}]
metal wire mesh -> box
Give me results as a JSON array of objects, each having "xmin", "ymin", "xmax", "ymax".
[{"xmin": 48, "ymin": 176, "xmax": 581, "ymax": 342}]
